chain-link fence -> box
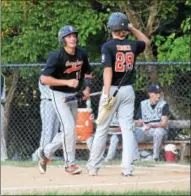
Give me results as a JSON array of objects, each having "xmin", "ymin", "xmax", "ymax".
[{"xmin": 1, "ymin": 62, "xmax": 190, "ymax": 161}]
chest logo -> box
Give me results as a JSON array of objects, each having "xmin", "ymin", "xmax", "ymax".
[
  {"xmin": 64, "ymin": 60, "xmax": 83, "ymax": 74},
  {"xmin": 157, "ymin": 108, "xmax": 162, "ymax": 114}
]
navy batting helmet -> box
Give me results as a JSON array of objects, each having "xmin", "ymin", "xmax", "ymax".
[
  {"xmin": 58, "ymin": 25, "xmax": 78, "ymax": 45},
  {"xmin": 107, "ymin": 12, "xmax": 129, "ymax": 33}
]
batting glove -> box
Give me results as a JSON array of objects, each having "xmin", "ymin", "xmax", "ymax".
[
  {"xmin": 102, "ymin": 94, "xmax": 110, "ymax": 105},
  {"xmin": 128, "ymin": 23, "xmax": 133, "ymax": 30}
]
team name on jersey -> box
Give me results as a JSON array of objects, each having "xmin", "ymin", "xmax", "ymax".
[
  {"xmin": 64, "ymin": 60, "xmax": 83, "ymax": 74},
  {"xmin": 116, "ymin": 45, "xmax": 131, "ymax": 51}
]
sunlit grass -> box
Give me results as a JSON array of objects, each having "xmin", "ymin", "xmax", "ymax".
[
  {"xmin": 1, "ymin": 159, "xmax": 190, "ymax": 167},
  {"xmin": 3, "ymin": 190, "xmax": 190, "ymax": 195}
]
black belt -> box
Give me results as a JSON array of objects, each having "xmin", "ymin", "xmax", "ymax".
[{"xmin": 41, "ymin": 98, "xmax": 52, "ymax": 101}]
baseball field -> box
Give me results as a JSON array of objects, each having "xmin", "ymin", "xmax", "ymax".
[{"xmin": 1, "ymin": 160, "xmax": 190, "ymax": 195}]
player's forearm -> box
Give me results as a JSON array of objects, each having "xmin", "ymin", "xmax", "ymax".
[
  {"xmin": 83, "ymin": 87, "xmax": 91, "ymax": 93},
  {"xmin": 40, "ymin": 75, "xmax": 69, "ymax": 86},
  {"xmin": 149, "ymin": 121, "xmax": 168, "ymax": 129},
  {"xmin": 103, "ymin": 67, "xmax": 112, "ymax": 95},
  {"xmin": 129, "ymin": 26, "xmax": 151, "ymax": 48},
  {"xmin": 150, "ymin": 116, "xmax": 169, "ymax": 129}
]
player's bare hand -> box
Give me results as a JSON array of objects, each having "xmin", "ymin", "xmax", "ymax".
[
  {"xmin": 142, "ymin": 123, "xmax": 151, "ymax": 132},
  {"xmin": 82, "ymin": 87, "xmax": 90, "ymax": 100},
  {"xmin": 137, "ymin": 119, "xmax": 143, "ymax": 127},
  {"xmin": 67, "ymin": 79, "xmax": 79, "ymax": 88}
]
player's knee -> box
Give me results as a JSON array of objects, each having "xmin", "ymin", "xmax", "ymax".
[
  {"xmin": 154, "ymin": 128, "xmax": 166, "ymax": 137},
  {"xmin": 111, "ymin": 134, "xmax": 119, "ymax": 141}
]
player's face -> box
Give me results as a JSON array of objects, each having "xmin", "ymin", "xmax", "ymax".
[
  {"xmin": 149, "ymin": 92, "xmax": 161, "ymax": 105},
  {"xmin": 64, "ymin": 33, "xmax": 77, "ymax": 48}
]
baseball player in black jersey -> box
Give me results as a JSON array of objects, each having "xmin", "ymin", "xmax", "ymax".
[
  {"xmin": 134, "ymin": 84, "xmax": 169, "ymax": 161},
  {"xmin": 38, "ymin": 25, "xmax": 92, "ymax": 175},
  {"xmin": 86, "ymin": 12, "xmax": 150, "ymax": 176}
]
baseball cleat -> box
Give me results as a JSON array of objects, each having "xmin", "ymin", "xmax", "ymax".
[
  {"xmin": 88, "ymin": 169, "xmax": 98, "ymax": 176},
  {"xmin": 154, "ymin": 158, "xmax": 159, "ymax": 162},
  {"xmin": 37, "ymin": 148, "xmax": 50, "ymax": 174},
  {"xmin": 121, "ymin": 172, "xmax": 133, "ymax": 177},
  {"xmin": 65, "ymin": 164, "xmax": 82, "ymax": 175}
]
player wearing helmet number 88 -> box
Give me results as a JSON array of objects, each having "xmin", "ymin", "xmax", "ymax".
[{"xmin": 86, "ymin": 12, "xmax": 151, "ymax": 176}]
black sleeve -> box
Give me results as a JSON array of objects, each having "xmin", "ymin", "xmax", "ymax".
[
  {"xmin": 162, "ymin": 103, "xmax": 170, "ymax": 116},
  {"xmin": 136, "ymin": 105, "xmax": 142, "ymax": 120},
  {"xmin": 101, "ymin": 44, "xmax": 112, "ymax": 68},
  {"xmin": 41, "ymin": 52, "xmax": 58, "ymax": 76},
  {"xmin": 82, "ymin": 50, "xmax": 92, "ymax": 74},
  {"xmin": 82, "ymin": 50, "xmax": 93, "ymax": 88},
  {"xmin": 136, "ymin": 41, "xmax": 146, "ymax": 55},
  {"xmin": 1, "ymin": 75, "xmax": 4, "ymax": 95}
]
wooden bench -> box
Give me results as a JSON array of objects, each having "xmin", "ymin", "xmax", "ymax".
[
  {"xmin": 137, "ymin": 140, "xmax": 190, "ymax": 161},
  {"xmin": 76, "ymin": 120, "xmax": 190, "ymax": 161},
  {"xmin": 76, "ymin": 140, "xmax": 190, "ymax": 162}
]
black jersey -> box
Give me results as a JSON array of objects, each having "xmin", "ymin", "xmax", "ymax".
[
  {"xmin": 42, "ymin": 47, "xmax": 92, "ymax": 93},
  {"xmin": 101, "ymin": 39, "xmax": 145, "ymax": 86},
  {"xmin": 1, "ymin": 74, "xmax": 4, "ymax": 96}
]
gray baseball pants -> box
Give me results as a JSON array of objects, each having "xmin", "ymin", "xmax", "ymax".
[
  {"xmin": 50, "ymin": 90, "xmax": 78, "ymax": 167},
  {"xmin": 134, "ymin": 127, "xmax": 168, "ymax": 159},
  {"xmin": 40, "ymin": 99, "xmax": 60, "ymax": 148},
  {"xmin": 86, "ymin": 85, "xmax": 136, "ymax": 175}
]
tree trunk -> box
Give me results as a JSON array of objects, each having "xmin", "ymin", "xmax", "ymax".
[
  {"xmin": 122, "ymin": 2, "xmax": 158, "ymax": 83},
  {"xmin": 4, "ymin": 70, "xmax": 19, "ymax": 143},
  {"xmin": 120, "ymin": 1, "xmax": 188, "ymax": 120}
]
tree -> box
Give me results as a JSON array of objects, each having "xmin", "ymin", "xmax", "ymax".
[
  {"xmin": 98, "ymin": 0, "xmax": 190, "ymax": 120},
  {"xmin": 1, "ymin": 0, "xmax": 108, "ymax": 147},
  {"xmin": 2, "ymin": 0, "xmax": 107, "ymax": 63},
  {"xmin": 154, "ymin": 0, "xmax": 191, "ymax": 119}
]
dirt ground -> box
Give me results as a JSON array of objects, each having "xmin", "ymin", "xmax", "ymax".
[{"xmin": 1, "ymin": 163, "xmax": 190, "ymax": 195}]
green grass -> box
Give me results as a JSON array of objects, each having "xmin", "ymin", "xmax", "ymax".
[
  {"xmin": 1, "ymin": 159, "xmax": 190, "ymax": 167},
  {"xmin": 5, "ymin": 190, "xmax": 190, "ymax": 195},
  {"xmin": 1, "ymin": 160, "xmax": 37, "ymax": 167},
  {"xmin": 1, "ymin": 160, "xmax": 84, "ymax": 167}
]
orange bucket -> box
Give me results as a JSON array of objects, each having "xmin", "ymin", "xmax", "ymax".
[{"xmin": 76, "ymin": 108, "xmax": 94, "ymax": 141}]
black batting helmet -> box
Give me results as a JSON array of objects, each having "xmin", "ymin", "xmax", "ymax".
[
  {"xmin": 107, "ymin": 12, "xmax": 129, "ymax": 33},
  {"xmin": 58, "ymin": 25, "xmax": 78, "ymax": 45}
]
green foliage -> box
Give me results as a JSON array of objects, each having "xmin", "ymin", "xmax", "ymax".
[
  {"xmin": 101, "ymin": 0, "xmax": 181, "ymax": 27},
  {"xmin": 181, "ymin": 0, "xmax": 191, "ymax": 33},
  {"xmin": 2, "ymin": 0, "xmax": 190, "ymax": 90},
  {"xmin": 154, "ymin": 0, "xmax": 190, "ymax": 62},
  {"xmin": 155, "ymin": 34, "xmax": 190, "ymax": 62},
  {"xmin": 151, "ymin": 0, "xmax": 190, "ymax": 86},
  {"xmin": 2, "ymin": 0, "xmax": 108, "ymax": 63},
  {"xmin": 2, "ymin": 0, "xmax": 189, "ymax": 64},
  {"xmin": 181, "ymin": 17, "xmax": 191, "ymax": 33}
]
